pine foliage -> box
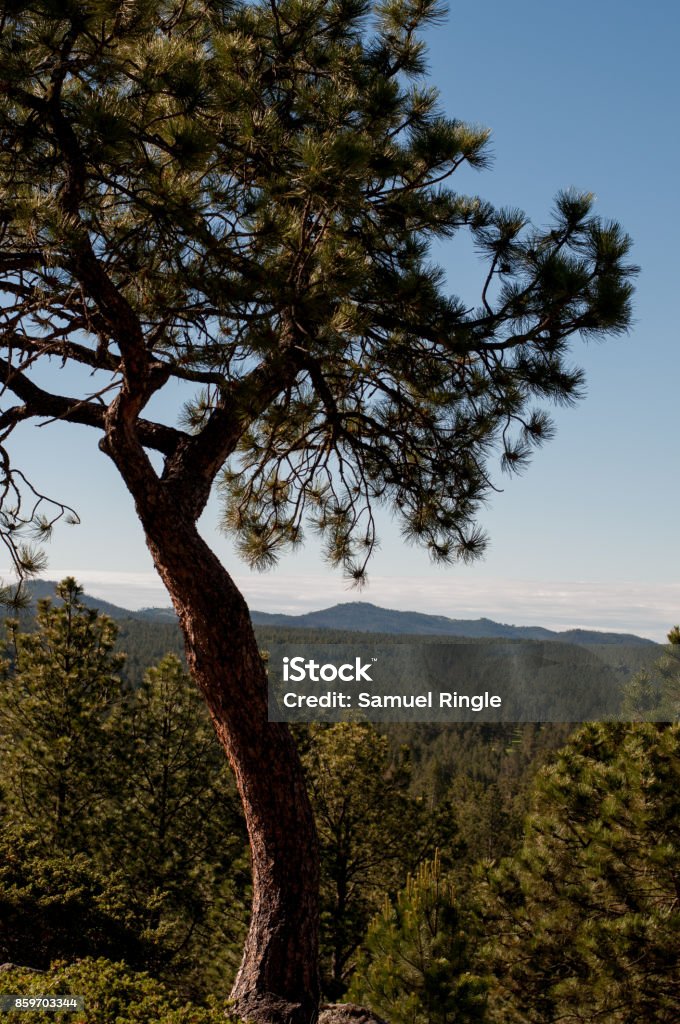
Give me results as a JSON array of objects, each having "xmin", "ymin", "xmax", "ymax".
[
  {"xmin": 301, "ymin": 721, "xmax": 459, "ymax": 997},
  {"xmin": 0, "ymin": 825, "xmax": 169, "ymax": 970},
  {"xmin": 0, "ymin": 584, "xmax": 249, "ymax": 993},
  {"xmin": 0, "ymin": 577, "xmax": 125, "ymax": 847},
  {"xmin": 621, "ymin": 626, "xmax": 680, "ymax": 721},
  {"xmin": 0, "ymin": 958, "xmax": 227, "ymax": 1023},
  {"xmin": 482, "ymin": 723, "xmax": 680, "ymax": 1024},
  {"xmin": 0, "ymin": 0, "xmax": 637, "ymax": 587},
  {"xmin": 348, "ymin": 851, "xmax": 488, "ymax": 1024},
  {"xmin": 111, "ymin": 653, "xmax": 250, "ymax": 993}
]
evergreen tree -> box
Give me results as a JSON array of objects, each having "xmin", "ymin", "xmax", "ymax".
[
  {"xmin": 667, "ymin": 625, "xmax": 680, "ymax": 645},
  {"xmin": 0, "ymin": 577, "xmax": 125, "ymax": 847},
  {"xmin": 0, "ymin": 958, "xmax": 227, "ymax": 1024},
  {"xmin": 0, "ymin": 2, "xmax": 636, "ymax": 1015},
  {"xmin": 0, "ymin": 596, "xmax": 249, "ymax": 992},
  {"xmin": 112, "ymin": 654, "xmax": 250, "ymax": 993},
  {"xmin": 393, "ymin": 722, "xmax": 573, "ymax": 866},
  {"xmin": 348, "ymin": 852, "xmax": 488, "ymax": 1024},
  {"xmin": 302, "ymin": 722, "xmax": 459, "ymax": 998},
  {"xmin": 482, "ymin": 723, "xmax": 680, "ymax": 1024}
]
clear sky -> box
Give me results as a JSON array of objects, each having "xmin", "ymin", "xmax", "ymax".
[{"xmin": 3, "ymin": 0, "xmax": 680, "ymax": 638}]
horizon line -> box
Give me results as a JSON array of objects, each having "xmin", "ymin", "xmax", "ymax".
[{"xmin": 8, "ymin": 569, "xmax": 679, "ymax": 643}]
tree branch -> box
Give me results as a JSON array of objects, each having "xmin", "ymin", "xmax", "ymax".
[{"xmin": 0, "ymin": 356, "xmax": 185, "ymax": 456}]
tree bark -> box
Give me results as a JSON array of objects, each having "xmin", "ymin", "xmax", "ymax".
[{"xmin": 131, "ymin": 495, "xmax": 320, "ymax": 1024}]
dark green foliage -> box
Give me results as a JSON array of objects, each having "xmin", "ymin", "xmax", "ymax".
[
  {"xmin": 0, "ymin": 826, "xmax": 169, "ymax": 971},
  {"xmin": 110, "ymin": 654, "xmax": 250, "ymax": 994},
  {"xmin": 482, "ymin": 723, "xmax": 680, "ymax": 1024},
  {"xmin": 114, "ymin": 621, "xmax": 187, "ymax": 688},
  {"xmin": 389, "ymin": 722, "xmax": 573, "ymax": 864},
  {"xmin": 117, "ymin": 650, "xmax": 243, "ymax": 877},
  {"xmin": 0, "ymin": 959, "xmax": 227, "ymax": 1023},
  {"xmin": 300, "ymin": 722, "xmax": 460, "ymax": 998},
  {"xmin": 4, "ymin": 587, "xmax": 677, "ymax": 1021},
  {"xmin": 348, "ymin": 852, "xmax": 488, "ymax": 1024},
  {"xmin": 0, "ymin": 584, "xmax": 249, "ymax": 995},
  {"xmin": 667, "ymin": 625, "xmax": 680, "ymax": 645}
]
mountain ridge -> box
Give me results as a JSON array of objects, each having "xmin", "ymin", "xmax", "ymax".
[
  {"xmin": 248, "ymin": 600, "xmax": 655, "ymax": 645},
  {"xmin": 21, "ymin": 583, "xmax": 656, "ymax": 647}
]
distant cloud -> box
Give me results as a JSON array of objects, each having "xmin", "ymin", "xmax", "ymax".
[{"xmin": 27, "ymin": 568, "xmax": 680, "ymax": 642}]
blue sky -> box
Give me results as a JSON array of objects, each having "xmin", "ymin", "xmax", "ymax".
[{"xmin": 3, "ymin": 0, "xmax": 680, "ymax": 638}]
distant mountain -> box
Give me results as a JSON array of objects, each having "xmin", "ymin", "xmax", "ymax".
[
  {"xmin": 24, "ymin": 579, "xmax": 141, "ymax": 621},
  {"xmin": 249, "ymin": 602, "xmax": 656, "ymax": 646},
  {"xmin": 21, "ymin": 586, "xmax": 656, "ymax": 647},
  {"xmin": 132, "ymin": 606, "xmax": 179, "ymax": 623}
]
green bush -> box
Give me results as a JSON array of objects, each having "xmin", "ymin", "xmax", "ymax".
[
  {"xmin": 0, "ymin": 826, "xmax": 171, "ymax": 971},
  {"xmin": 0, "ymin": 959, "xmax": 228, "ymax": 1024}
]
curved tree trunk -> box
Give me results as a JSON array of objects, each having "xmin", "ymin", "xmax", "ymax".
[{"xmin": 135, "ymin": 501, "xmax": 320, "ymax": 1024}]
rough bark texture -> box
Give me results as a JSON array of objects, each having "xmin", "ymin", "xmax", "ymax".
[{"xmin": 119, "ymin": 480, "xmax": 320, "ymax": 1024}]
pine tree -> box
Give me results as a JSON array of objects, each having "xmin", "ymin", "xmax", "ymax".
[
  {"xmin": 0, "ymin": 824, "xmax": 168, "ymax": 971},
  {"xmin": 482, "ymin": 723, "xmax": 680, "ymax": 1024},
  {"xmin": 302, "ymin": 722, "xmax": 459, "ymax": 998},
  {"xmin": 349, "ymin": 851, "xmax": 488, "ymax": 1024},
  {"xmin": 0, "ymin": 598, "xmax": 249, "ymax": 991},
  {"xmin": 0, "ymin": 577, "xmax": 125, "ymax": 847},
  {"xmin": 111, "ymin": 654, "xmax": 250, "ymax": 993},
  {"xmin": 0, "ymin": 958, "xmax": 227, "ymax": 1024},
  {"xmin": 0, "ymin": 3, "xmax": 637, "ymax": 1016},
  {"xmin": 0, "ymin": 579, "xmax": 169, "ymax": 971}
]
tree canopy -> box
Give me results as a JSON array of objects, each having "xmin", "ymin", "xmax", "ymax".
[
  {"xmin": 301, "ymin": 722, "xmax": 459, "ymax": 996},
  {"xmin": 0, "ymin": 0, "xmax": 636, "ymax": 589},
  {"xmin": 349, "ymin": 852, "xmax": 488, "ymax": 1024},
  {"xmin": 622, "ymin": 626, "xmax": 680, "ymax": 722},
  {"xmin": 0, "ymin": 577, "xmax": 125, "ymax": 846}
]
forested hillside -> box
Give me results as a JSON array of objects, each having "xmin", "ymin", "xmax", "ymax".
[{"xmin": 19, "ymin": 581, "xmax": 661, "ymax": 691}]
